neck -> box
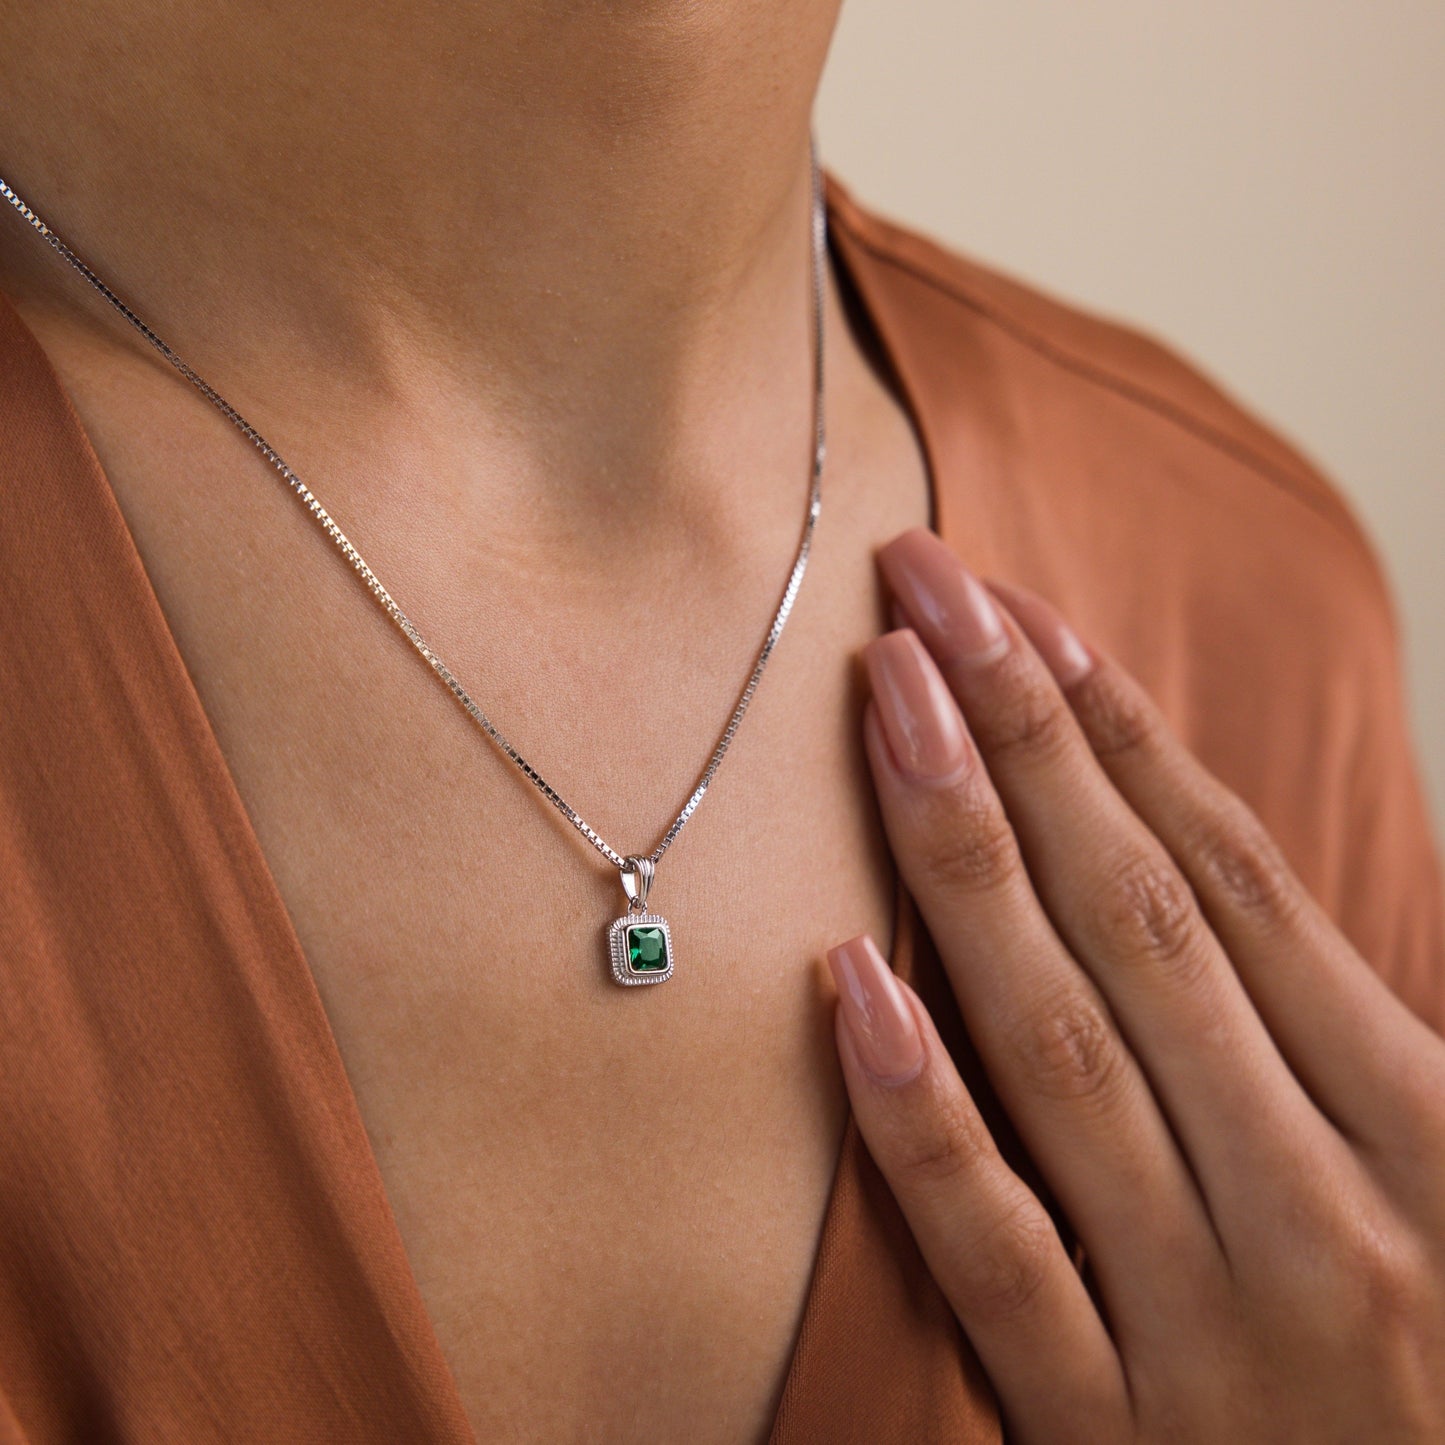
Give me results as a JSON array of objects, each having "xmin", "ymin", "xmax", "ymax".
[{"xmin": 0, "ymin": 1, "xmax": 842, "ymax": 509}]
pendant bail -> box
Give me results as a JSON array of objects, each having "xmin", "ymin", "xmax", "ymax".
[{"xmin": 620, "ymin": 855, "xmax": 654, "ymax": 913}]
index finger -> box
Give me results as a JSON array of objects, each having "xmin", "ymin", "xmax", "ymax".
[
  {"xmin": 825, "ymin": 933, "xmax": 1128, "ymax": 1441},
  {"xmin": 878, "ymin": 528, "xmax": 1331, "ymax": 1218}
]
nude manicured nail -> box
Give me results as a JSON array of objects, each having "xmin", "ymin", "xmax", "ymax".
[
  {"xmin": 879, "ymin": 528, "xmax": 1008, "ymax": 666},
  {"xmin": 987, "ymin": 580, "xmax": 1096, "ymax": 687},
  {"xmin": 827, "ymin": 935, "xmax": 924, "ymax": 1085},
  {"xmin": 1023, "ymin": 612, "xmax": 1094, "ymax": 687},
  {"xmin": 864, "ymin": 630, "xmax": 970, "ymax": 782}
]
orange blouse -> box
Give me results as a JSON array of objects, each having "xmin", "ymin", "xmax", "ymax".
[{"xmin": 1, "ymin": 170, "xmax": 1441, "ymax": 1443}]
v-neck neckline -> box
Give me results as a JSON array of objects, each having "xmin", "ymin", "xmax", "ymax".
[{"xmin": 0, "ymin": 168, "xmax": 948, "ymax": 1443}]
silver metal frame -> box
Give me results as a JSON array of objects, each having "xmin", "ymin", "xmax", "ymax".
[{"xmin": 607, "ymin": 914, "xmax": 674, "ymax": 987}]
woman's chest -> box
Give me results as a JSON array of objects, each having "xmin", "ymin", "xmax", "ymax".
[
  {"xmin": 248, "ymin": 622, "xmax": 900, "ymax": 1442},
  {"xmin": 44, "ymin": 341, "xmax": 932, "ymax": 1440}
]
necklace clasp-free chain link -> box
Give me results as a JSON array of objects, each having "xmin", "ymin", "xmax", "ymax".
[{"xmin": 0, "ymin": 135, "xmax": 829, "ymax": 888}]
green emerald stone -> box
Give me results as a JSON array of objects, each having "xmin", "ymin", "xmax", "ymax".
[{"xmin": 627, "ymin": 925, "xmax": 668, "ymax": 972}]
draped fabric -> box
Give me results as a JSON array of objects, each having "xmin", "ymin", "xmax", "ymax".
[{"xmin": 1, "ymin": 170, "xmax": 1440, "ymax": 1442}]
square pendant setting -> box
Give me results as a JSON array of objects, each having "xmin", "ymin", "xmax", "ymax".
[{"xmin": 607, "ymin": 913, "xmax": 674, "ymax": 986}]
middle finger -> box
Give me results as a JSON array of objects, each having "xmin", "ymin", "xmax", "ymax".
[
  {"xmin": 861, "ymin": 631, "xmax": 1215, "ymax": 1328},
  {"xmin": 879, "ymin": 529, "xmax": 1331, "ymax": 1217}
]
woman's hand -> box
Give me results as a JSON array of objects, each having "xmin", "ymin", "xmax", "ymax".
[{"xmin": 828, "ymin": 526, "xmax": 1445, "ymax": 1443}]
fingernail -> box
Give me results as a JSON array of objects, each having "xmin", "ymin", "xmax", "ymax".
[
  {"xmin": 987, "ymin": 581, "xmax": 1095, "ymax": 687},
  {"xmin": 827, "ymin": 935, "xmax": 925, "ymax": 1085},
  {"xmin": 1027, "ymin": 614, "xmax": 1094, "ymax": 687},
  {"xmin": 863, "ymin": 630, "xmax": 970, "ymax": 782},
  {"xmin": 879, "ymin": 529, "xmax": 1009, "ymax": 667}
]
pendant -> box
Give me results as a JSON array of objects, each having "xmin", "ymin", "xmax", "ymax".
[{"xmin": 607, "ymin": 856, "xmax": 674, "ymax": 986}]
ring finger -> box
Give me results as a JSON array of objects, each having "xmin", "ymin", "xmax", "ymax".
[
  {"xmin": 861, "ymin": 632, "xmax": 1218, "ymax": 1328},
  {"xmin": 878, "ymin": 530, "xmax": 1337, "ymax": 1223}
]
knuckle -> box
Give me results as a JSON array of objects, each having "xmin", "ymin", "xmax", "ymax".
[
  {"xmin": 1190, "ymin": 803, "xmax": 1304, "ymax": 930},
  {"xmin": 1249, "ymin": 1171, "xmax": 1436, "ymax": 1425},
  {"xmin": 911, "ymin": 793, "xmax": 1022, "ymax": 897},
  {"xmin": 955, "ymin": 1193, "xmax": 1059, "ymax": 1323},
  {"xmin": 890, "ymin": 1086, "xmax": 993, "ymax": 1189},
  {"xmin": 1338, "ymin": 1222, "xmax": 1437, "ymax": 1419},
  {"xmin": 1071, "ymin": 667, "xmax": 1159, "ymax": 761},
  {"xmin": 971, "ymin": 653, "xmax": 1076, "ymax": 763},
  {"xmin": 1366, "ymin": 1253, "xmax": 1431, "ymax": 1336},
  {"xmin": 1006, "ymin": 992, "xmax": 1130, "ymax": 1109},
  {"xmin": 1091, "ymin": 849, "xmax": 1205, "ymax": 976},
  {"xmin": 1309, "ymin": 1197, "xmax": 1434, "ymax": 1357}
]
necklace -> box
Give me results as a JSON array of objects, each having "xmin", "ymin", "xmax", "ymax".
[{"xmin": 0, "ymin": 136, "xmax": 827, "ymax": 988}]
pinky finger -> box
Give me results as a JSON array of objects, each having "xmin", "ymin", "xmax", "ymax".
[{"xmin": 827, "ymin": 935, "xmax": 1130, "ymax": 1444}]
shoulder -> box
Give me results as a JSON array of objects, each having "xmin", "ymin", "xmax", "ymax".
[{"xmin": 823, "ymin": 169, "xmax": 1398, "ymax": 650}]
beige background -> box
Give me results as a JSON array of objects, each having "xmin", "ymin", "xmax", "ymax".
[{"xmin": 817, "ymin": 2, "xmax": 1445, "ymax": 833}]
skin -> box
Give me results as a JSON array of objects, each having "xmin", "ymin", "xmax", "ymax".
[
  {"xmin": 4, "ymin": 4, "xmax": 1441, "ymax": 1443},
  {"xmin": 0, "ymin": 3, "xmax": 933, "ymax": 1440},
  {"xmin": 832, "ymin": 527, "xmax": 1445, "ymax": 1442}
]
